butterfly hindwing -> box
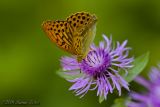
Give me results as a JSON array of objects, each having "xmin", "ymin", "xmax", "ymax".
[{"xmin": 67, "ymin": 12, "xmax": 97, "ymax": 60}]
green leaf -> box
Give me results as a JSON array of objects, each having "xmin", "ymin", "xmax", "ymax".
[
  {"xmin": 111, "ymin": 98, "xmax": 128, "ymax": 107},
  {"xmin": 123, "ymin": 52, "xmax": 149, "ymax": 82},
  {"xmin": 99, "ymin": 95, "xmax": 105, "ymax": 103},
  {"xmin": 56, "ymin": 69, "xmax": 83, "ymax": 80}
]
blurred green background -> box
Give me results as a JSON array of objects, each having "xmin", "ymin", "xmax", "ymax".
[{"xmin": 0, "ymin": 0, "xmax": 160, "ymax": 107}]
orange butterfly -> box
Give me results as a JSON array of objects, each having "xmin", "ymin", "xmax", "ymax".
[{"xmin": 42, "ymin": 12, "xmax": 97, "ymax": 62}]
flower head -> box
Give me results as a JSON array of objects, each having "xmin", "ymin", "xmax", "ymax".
[
  {"xmin": 61, "ymin": 34, "xmax": 133, "ymax": 100},
  {"xmin": 127, "ymin": 65, "xmax": 160, "ymax": 107}
]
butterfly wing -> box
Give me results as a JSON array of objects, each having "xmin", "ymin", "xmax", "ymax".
[
  {"xmin": 42, "ymin": 20, "xmax": 76, "ymax": 55},
  {"xmin": 67, "ymin": 12, "xmax": 97, "ymax": 61}
]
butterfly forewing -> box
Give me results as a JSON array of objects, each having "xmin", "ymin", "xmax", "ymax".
[
  {"xmin": 42, "ymin": 20, "xmax": 76, "ymax": 54},
  {"xmin": 67, "ymin": 12, "xmax": 96, "ymax": 36}
]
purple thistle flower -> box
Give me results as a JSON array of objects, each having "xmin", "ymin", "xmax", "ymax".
[
  {"xmin": 61, "ymin": 34, "xmax": 134, "ymax": 100},
  {"xmin": 127, "ymin": 65, "xmax": 160, "ymax": 107}
]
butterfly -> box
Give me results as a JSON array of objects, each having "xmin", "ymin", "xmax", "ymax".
[{"xmin": 42, "ymin": 12, "xmax": 97, "ymax": 62}]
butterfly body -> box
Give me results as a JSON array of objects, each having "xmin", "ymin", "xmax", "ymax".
[{"xmin": 42, "ymin": 12, "xmax": 97, "ymax": 62}]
